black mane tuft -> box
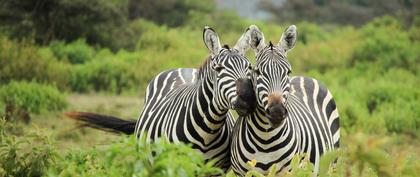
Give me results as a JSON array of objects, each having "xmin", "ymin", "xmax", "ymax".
[{"xmin": 223, "ymin": 44, "xmax": 230, "ymax": 49}]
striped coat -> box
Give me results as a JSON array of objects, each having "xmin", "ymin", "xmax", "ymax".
[{"xmin": 230, "ymin": 25, "xmax": 340, "ymax": 175}]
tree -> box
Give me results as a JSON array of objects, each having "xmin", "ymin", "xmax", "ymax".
[
  {"xmin": 261, "ymin": 0, "xmax": 419, "ymax": 26},
  {"xmin": 0, "ymin": 0, "xmax": 127, "ymax": 49}
]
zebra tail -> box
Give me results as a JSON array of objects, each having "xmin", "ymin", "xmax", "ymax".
[{"xmin": 65, "ymin": 112, "xmax": 136, "ymax": 134}]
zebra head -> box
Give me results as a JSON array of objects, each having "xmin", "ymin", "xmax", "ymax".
[
  {"xmin": 203, "ymin": 26, "xmax": 256, "ymax": 116},
  {"xmin": 248, "ymin": 25, "xmax": 297, "ymax": 127}
]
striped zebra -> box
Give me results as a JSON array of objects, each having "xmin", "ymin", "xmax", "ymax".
[
  {"xmin": 230, "ymin": 25, "xmax": 340, "ymax": 175},
  {"xmin": 66, "ymin": 26, "xmax": 257, "ymax": 171}
]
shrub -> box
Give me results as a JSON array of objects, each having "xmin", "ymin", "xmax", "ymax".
[
  {"xmin": 68, "ymin": 58, "xmax": 140, "ymax": 94},
  {"xmin": 290, "ymin": 26, "xmax": 359, "ymax": 73},
  {"xmin": 0, "ymin": 119, "xmax": 58, "ymax": 176},
  {"xmin": 0, "ymin": 81, "xmax": 67, "ymax": 114},
  {"xmin": 49, "ymin": 39, "xmax": 95, "ymax": 64},
  {"xmin": 0, "ymin": 101, "xmax": 4, "ymax": 118},
  {"xmin": 352, "ymin": 16, "xmax": 419, "ymax": 73},
  {"xmin": 311, "ymin": 66, "xmax": 420, "ymax": 135},
  {"xmin": 47, "ymin": 136, "xmax": 222, "ymax": 177},
  {"xmin": 0, "ymin": 36, "xmax": 71, "ymax": 89},
  {"xmin": 296, "ymin": 22, "xmax": 330, "ymax": 44}
]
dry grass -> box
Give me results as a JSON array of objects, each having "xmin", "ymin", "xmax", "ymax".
[{"xmin": 30, "ymin": 94, "xmax": 144, "ymax": 152}]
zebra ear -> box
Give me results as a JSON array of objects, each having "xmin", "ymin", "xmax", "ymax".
[
  {"xmin": 279, "ymin": 25, "xmax": 297, "ymax": 53},
  {"xmin": 203, "ymin": 26, "xmax": 221, "ymax": 55},
  {"xmin": 233, "ymin": 27, "xmax": 252, "ymax": 55},
  {"xmin": 247, "ymin": 25, "xmax": 266, "ymax": 55}
]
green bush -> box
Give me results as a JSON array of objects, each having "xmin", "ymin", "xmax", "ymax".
[
  {"xmin": 0, "ymin": 119, "xmax": 58, "ymax": 176},
  {"xmin": 0, "ymin": 36, "xmax": 71, "ymax": 89},
  {"xmin": 352, "ymin": 16, "xmax": 419, "ymax": 73},
  {"xmin": 49, "ymin": 39, "xmax": 95, "ymax": 64},
  {"xmin": 47, "ymin": 136, "xmax": 222, "ymax": 177},
  {"xmin": 68, "ymin": 58, "xmax": 140, "ymax": 94},
  {"xmin": 310, "ymin": 65, "xmax": 420, "ymax": 135},
  {"xmin": 0, "ymin": 81, "xmax": 67, "ymax": 114},
  {"xmin": 0, "ymin": 101, "xmax": 4, "ymax": 117},
  {"xmin": 290, "ymin": 26, "xmax": 358, "ymax": 73}
]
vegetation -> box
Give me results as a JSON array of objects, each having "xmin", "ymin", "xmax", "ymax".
[
  {"xmin": 0, "ymin": 0, "xmax": 418, "ymax": 176},
  {"xmin": 262, "ymin": 0, "xmax": 419, "ymax": 26},
  {"xmin": 47, "ymin": 136, "xmax": 221, "ymax": 177},
  {"xmin": 230, "ymin": 133, "xmax": 420, "ymax": 177},
  {"xmin": 0, "ymin": 81, "xmax": 67, "ymax": 114},
  {"xmin": 0, "ymin": 120, "xmax": 58, "ymax": 176}
]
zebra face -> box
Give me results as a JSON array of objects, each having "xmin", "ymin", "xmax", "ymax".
[
  {"xmin": 254, "ymin": 46, "xmax": 291, "ymax": 127},
  {"xmin": 203, "ymin": 26, "xmax": 256, "ymax": 116},
  {"xmin": 211, "ymin": 48, "xmax": 255, "ymax": 115},
  {"xmin": 247, "ymin": 25, "xmax": 297, "ymax": 127}
]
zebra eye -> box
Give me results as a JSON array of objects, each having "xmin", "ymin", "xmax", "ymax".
[
  {"xmin": 247, "ymin": 65, "xmax": 253, "ymax": 70},
  {"xmin": 214, "ymin": 65, "xmax": 224, "ymax": 72},
  {"xmin": 254, "ymin": 68, "xmax": 261, "ymax": 76},
  {"xmin": 287, "ymin": 70, "xmax": 292, "ymax": 75}
]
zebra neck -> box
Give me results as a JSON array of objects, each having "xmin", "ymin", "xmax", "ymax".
[
  {"xmin": 192, "ymin": 72, "xmax": 229, "ymax": 128},
  {"xmin": 246, "ymin": 106, "xmax": 294, "ymax": 140}
]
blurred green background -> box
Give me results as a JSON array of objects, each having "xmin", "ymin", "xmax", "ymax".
[{"xmin": 0, "ymin": 0, "xmax": 419, "ymax": 176}]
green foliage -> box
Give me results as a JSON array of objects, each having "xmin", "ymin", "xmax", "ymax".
[
  {"xmin": 1, "ymin": 14, "xmax": 418, "ymax": 135},
  {"xmin": 229, "ymin": 133, "xmax": 420, "ymax": 177},
  {"xmin": 68, "ymin": 58, "xmax": 140, "ymax": 94},
  {"xmin": 0, "ymin": 81, "xmax": 67, "ymax": 114},
  {"xmin": 321, "ymin": 133, "xmax": 420, "ymax": 177},
  {"xmin": 0, "ymin": 0, "xmax": 217, "ymax": 50},
  {"xmin": 0, "ymin": 36, "xmax": 71, "ymax": 89},
  {"xmin": 352, "ymin": 16, "xmax": 419, "ymax": 73},
  {"xmin": 296, "ymin": 22, "xmax": 330, "ymax": 44},
  {"xmin": 0, "ymin": 0, "xmax": 129, "ymax": 50},
  {"xmin": 47, "ymin": 136, "xmax": 222, "ymax": 177},
  {"xmin": 290, "ymin": 16, "xmax": 420, "ymax": 135},
  {"xmin": 0, "ymin": 101, "xmax": 4, "ymax": 117},
  {"xmin": 0, "ymin": 119, "xmax": 58, "ymax": 177},
  {"xmin": 49, "ymin": 39, "xmax": 96, "ymax": 64}
]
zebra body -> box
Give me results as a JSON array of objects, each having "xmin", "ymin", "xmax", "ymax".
[
  {"xmin": 134, "ymin": 27, "xmax": 256, "ymax": 170},
  {"xmin": 230, "ymin": 25, "xmax": 340, "ymax": 175},
  {"xmin": 66, "ymin": 27, "xmax": 257, "ymax": 172},
  {"xmin": 135, "ymin": 67, "xmax": 236, "ymax": 169},
  {"xmin": 231, "ymin": 76, "xmax": 339, "ymax": 175}
]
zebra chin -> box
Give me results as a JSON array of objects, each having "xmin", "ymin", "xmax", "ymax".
[
  {"xmin": 231, "ymin": 101, "xmax": 253, "ymax": 116},
  {"xmin": 231, "ymin": 96, "xmax": 257, "ymax": 116}
]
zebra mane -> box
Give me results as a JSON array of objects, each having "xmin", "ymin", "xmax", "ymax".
[
  {"xmin": 223, "ymin": 44, "xmax": 230, "ymax": 49},
  {"xmin": 269, "ymin": 41, "xmax": 274, "ymax": 50},
  {"xmin": 198, "ymin": 56, "xmax": 212, "ymax": 78}
]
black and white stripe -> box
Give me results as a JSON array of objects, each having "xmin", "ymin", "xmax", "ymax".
[
  {"xmin": 134, "ymin": 27, "xmax": 256, "ymax": 170},
  {"xmin": 66, "ymin": 27, "xmax": 257, "ymax": 172},
  {"xmin": 231, "ymin": 25, "xmax": 340, "ymax": 175}
]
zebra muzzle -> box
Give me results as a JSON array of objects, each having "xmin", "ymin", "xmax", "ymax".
[
  {"xmin": 266, "ymin": 104, "xmax": 288, "ymax": 127},
  {"xmin": 234, "ymin": 78, "xmax": 257, "ymax": 116}
]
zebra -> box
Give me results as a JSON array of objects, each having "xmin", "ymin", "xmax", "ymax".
[
  {"xmin": 230, "ymin": 25, "xmax": 340, "ymax": 176},
  {"xmin": 66, "ymin": 26, "xmax": 257, "ymax": 171}
]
